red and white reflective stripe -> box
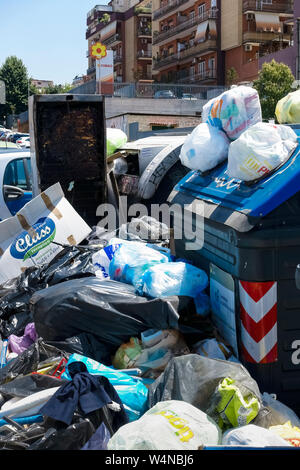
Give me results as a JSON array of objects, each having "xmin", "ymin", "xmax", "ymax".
[{"xmin": 239, "ymin": 281, "xmax": 277, "ymax": 364}]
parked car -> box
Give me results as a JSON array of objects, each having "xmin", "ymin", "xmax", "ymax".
[
  {"xmin": 0, "ymin": 141, "xmax": 21, "ymax": 151},
  {"xmin": 154, "ymin": 90, "xmax": 177, "ymax": 99},
  {"xmin": 181, "ymin": 93, "xmax": 198, "ymax": 101},
  {"xmin": 0, "ymin": 151, "xmax": 32, "ymax": 221},
  {"xmin": 8, "ymin": 133, "xmax": 29, "ymax": 143},
  {"xmin": 16, "ymin": 136, "xmax": 30, "ymax": 148}
]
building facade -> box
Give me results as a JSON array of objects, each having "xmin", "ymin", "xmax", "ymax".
[
  {"xmin": 86, "ymin": 0, "xmax": 153, "ymax": 84},
  {"xmin": 222, "ymin": 0, "xmax": 294, "ymax": 85},
  {"xmin": 151, "ymin": 0, "xmax": 224, "ymax": 86}
]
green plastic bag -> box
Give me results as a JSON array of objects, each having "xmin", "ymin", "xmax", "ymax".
[
  {"xmin": 275, "ymin": 90, "xmax": 300, "ymax": 124},
  {"xmin": 106, "ymin": 128, "xmax": 127, "ymax": 156},
  {"xmin": 209, "ymin": 377, "xmax": 260, "ymax": 430}
]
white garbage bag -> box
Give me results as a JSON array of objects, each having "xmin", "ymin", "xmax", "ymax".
[
  {"xmin": 227, "ymin": 122, "xmax": 298, "ymax": 182},
  {"xmin": 108, "ymin": 400, "xmax": 222, "ymax": 450},
  {"xmin": 179, "ymin": 123, "xmax": 230, "ymax": 172},
  {"xmin": 202, "ymin": 86, "xmax": 262, "ymax": 141},
  {"xmin": 222, "ymin": 424, "xmax": 292, "ymax": 447}
]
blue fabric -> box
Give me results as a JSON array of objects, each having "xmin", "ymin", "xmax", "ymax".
[{"xmin": 40, "ymin": 361, "xmax": 118, "ymax": 426}]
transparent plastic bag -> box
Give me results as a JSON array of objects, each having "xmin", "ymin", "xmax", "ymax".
[
  {"xmin": 227, "ymin": 122, "xmax": 298, "ymax": 182},
  {"xmin": 179, "ymin": 123, "xmax": 230, "ymax": 172},
  {"xmin": 202, "ymin": 85, "xmax": 262, "ymax": 141},
  {"xmin": 109, "ymin": 242, "xmax": 169, "ymax": 292},
  {"xmin": 141, "ymin": 262, "xmax": 208, "ymax": 299},
  {"xmin": 276, "ymin": 89, "xmax": 300, "ymax": 124},
  {"xmin": 108, "ymin": 400, "xmax": 222, "ymax": 450}
]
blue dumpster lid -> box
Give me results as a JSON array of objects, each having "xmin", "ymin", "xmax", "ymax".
[{"xmin": 173, "ymin": 128, "xmax": 300, "ymax": 228}]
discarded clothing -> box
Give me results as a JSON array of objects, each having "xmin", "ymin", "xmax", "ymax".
[{"xmin": 40, "ymin": 361, "xmax": 128, "ymax": 430}]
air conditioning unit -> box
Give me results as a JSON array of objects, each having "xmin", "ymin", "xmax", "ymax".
[
  {"xmin": 246, "ymin": 13, "xmax": 255, "ymax": 21},
  {"xmin": 245, "ymin": 44, "xmax": 253, "ymax": 52}
]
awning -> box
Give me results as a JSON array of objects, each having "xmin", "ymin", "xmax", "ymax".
[
  {"xmin": 195, "ymin": 20, "xmax": 209, "ymax": 43},
  {"xmin": 255, "ymin": 12, "xmax": 281, "ymax": 33},
  {"xmin": 100, "ymin": 20, "xmax": 117, "ymax": 41},
  {"xmin": 208, "ymin": 19, "xmax": 217, "ymax": 38}
]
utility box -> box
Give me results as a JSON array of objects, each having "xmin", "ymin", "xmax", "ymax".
[
  {"xmin": 29, "ymin": 94, "xmax": 106, "ymax": 227},
  {"xmin": 169, "ymin": 127, "xmax": 300, "ymax": 415}
]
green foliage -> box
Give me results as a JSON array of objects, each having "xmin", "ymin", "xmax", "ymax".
[
  {"xmin": 100, "ymin": 13, "xmax": 110, "ymax": 24},
  {"xmin": 43, "ymin": 83, "xmax": 73, "ymax": 94},
  {"xmin": 226, "ymin": 67, "xmax": 238, "ymax": 86},
  {"xmin": 253, "ymin": 59, "xmax": 295, "ymax": 120},
  {"xmin": 0, "ymin": 56, "xmax": 29, "ymax": 119}
]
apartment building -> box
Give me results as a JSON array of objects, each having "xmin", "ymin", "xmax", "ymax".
[
  {"xmin": 151, "ymin": 0, "xmax": 224, "ymax": 86},
  {"xmin": 86, "ymin": 0, "xmax": 153, "ymax": 84},
  {"xmin": 222, "ymin": 0, "xmax": 294, "ymax": 84}
]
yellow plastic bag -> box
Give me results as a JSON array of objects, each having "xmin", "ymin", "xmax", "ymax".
[{"xmin": 275, "ymin": 90, "xmax": 300, "ymax": 124}]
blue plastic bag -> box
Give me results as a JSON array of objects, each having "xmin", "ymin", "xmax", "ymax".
[
  {"xmin": 62, "ymin": 354, "xmax": 149, "ymax": 422},
  {"xmin": 141, "ymin": 262, "xmax": 208, "ymax": 299},
  {"xmin": 109, "ymin": 242, "xmax": 169, "ymax": 292}
]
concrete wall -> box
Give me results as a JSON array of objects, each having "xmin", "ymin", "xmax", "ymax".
[
  {"xmin": 105, "ymin": 96, "xmax": 205, "ymax": 117},
  {"xmin": 221, "ymin": 0, "xmax": 242, "ymax": 51}
]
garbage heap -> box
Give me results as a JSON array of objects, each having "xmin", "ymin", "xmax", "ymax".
[{"xmin": 0, "ymin": 210, "xmax": 299, "ymax": 451}]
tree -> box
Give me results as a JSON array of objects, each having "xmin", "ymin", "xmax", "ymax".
[
  {"xmin": 253, "ymin": 59, "xmax": 294, "ymax": 120},
  {"xmin": 43, "ymin": 83, "xmax": 73, "ymax": 94},
  {"xmin": 0, "ymin": 56, "xmax": 29, "ymax": 120},
  {"xmin": 226, "ymin": 67, "xmax": 238, "ymax": 86}
]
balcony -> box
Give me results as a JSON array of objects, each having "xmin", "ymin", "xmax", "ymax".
[
  {"xmin": 243, "ymin": 0, "xmax": 293, "ymax": 14},
  {"xmin": 153, "ymin": 39, "xmax": 217, "ymax": 70},
  {"xmin": 102, "ymin": 33, "xmax": 122, "ymax": 47},
  {"xmin": 113, "ymin": 54, "xmax": 123, "ymax": 64},
  {"xmin": 178, "ymin": 68, "xmax": 217, "ymax": 83},
  {"xmin": 153, "ymin": 9, "xmax": 218, "ymax": 45},
  {"xmin": 137, "ymin": 27, "xmax": 152, "ymax": 37},
  {"xmin": 153, "ymin": 0, "xmax": 195, "ymax": 21},
  {"xmin": 135, "ymin": 6, "xmax": 152, "ymax": 16},
  {"xmin": 243, "ymin": 30, "xmax": 292, "ymax": 44},
  {"xmin": 137, "ymin": 50, "xmax": 152, "ymax": 59}
]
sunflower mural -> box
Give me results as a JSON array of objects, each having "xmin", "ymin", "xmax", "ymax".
[{"xmin": 90, "ymin": 42, "xmax": 107, "ymax": 59}]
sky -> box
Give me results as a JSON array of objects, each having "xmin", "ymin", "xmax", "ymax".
[{"xmin": 0, "ymin": 0, "xmax": 109, "ymax": 85}]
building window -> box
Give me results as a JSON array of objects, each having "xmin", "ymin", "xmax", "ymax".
[
  {"xmin": 198, "ymin": 61, "xmax": 205, "ymax": 77},
  {"xmin": 189, "ymin": 10, "xmax": 195, "ymax": 20},
  {"xmin": 198, "ymin": 3, "xmax": 206, "ymax": 19}
]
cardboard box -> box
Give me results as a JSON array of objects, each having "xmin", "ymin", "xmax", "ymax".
[{"xmin": 0, "ymin": 183, "xmax": 91, "ymax": 284}]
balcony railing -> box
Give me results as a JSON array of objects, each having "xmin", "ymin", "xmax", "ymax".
[
  {"xmin": 137, "ymin": 51, "xmax": 152, "ymax": 59},
  {"xmin": 178, "ymin": 68, "xmax": 217, "ymax": 83},
  {"xmin": 102, "ymin": 33, "xmax": 122, "ymax": 46},
  {"xmin": 243, "ymin": 0, "xmax": 293, "ymax": 14},
  {"xmin": 137, "ymin": 27, "xmax": 152, "ymax": 37},
  {"xmin": 243, "ymin": 30, "xmax": 293, "ymax": 43},
  {"xmin": 113, "ymin": 54, "xmax": 123, "ymax": 64},
  {"xmin": 153, "ymin": 0, "xmax": 193, "ymax": 21},
  {"xmin": 153, "ymin": 9, "xmax": 218, "ymax": 45},
  {"xmin": 153, "ymin": 39, "xmax": 217, "ymax": 70}
]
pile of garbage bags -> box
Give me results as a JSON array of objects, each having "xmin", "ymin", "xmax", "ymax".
[
  {"xmin": 0, "ymin": 212, "xmax": 299, "ymax": 452},
  {"xmin": 180, "ymin": 85, "xmax": 298, "ymax": 182}
]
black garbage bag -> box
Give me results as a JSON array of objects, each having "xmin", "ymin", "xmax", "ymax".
[
  {"xmin": 45, "ymin": 332, "xmax": 111, "ymax": 364},
  {"xmin": 0, "ymin": 246, "xmax": 96, "ymax": 339},
  {"xmin": 30, "ymin": 278, "xmax": 186, "ymax": 364},
  {"xmin": 28, "ymin": 419, "xmax": 96, "ymax": 450},
  {"xmin": 0, "ymin": 339, "xmax": 69, "ymax": 385},
  {"xmin": 0, "ymin": 373, "xmax": 69, "ymax": 400}
]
